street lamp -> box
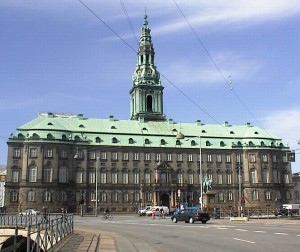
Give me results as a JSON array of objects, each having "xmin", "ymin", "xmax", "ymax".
[
  {"xmin": 177, "ymin": 189, "xmax": 181, "ymax": 211},
  {"xmin": 95, "ymin": 157, "xmax": 100, "ymax": 216},
  {"xmin": 176, "ymin": 133, "xmax": 203, "ymax": 209},
  {"xmin": 199, "ymin": 136, "xmax": 203, "ymax": 210}
]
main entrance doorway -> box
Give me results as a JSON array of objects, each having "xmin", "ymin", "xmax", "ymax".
[{"xmin": 160, "ymin": 193, "xmax": 170, "ymax": 207}]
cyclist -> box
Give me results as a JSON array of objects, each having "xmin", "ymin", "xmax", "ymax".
[{"xmin": 104, "ymin": 208, "xmax": 110, "ymax": 218}]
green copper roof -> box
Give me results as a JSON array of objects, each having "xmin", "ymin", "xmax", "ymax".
[{"xmin": 9, "ymin": 112, "xmax": 288, "ymax": 150}]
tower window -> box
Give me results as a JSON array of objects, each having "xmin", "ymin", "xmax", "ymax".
[{"xmin": 146, "ymin": 95, "xmax": 153, "ymax": 112}]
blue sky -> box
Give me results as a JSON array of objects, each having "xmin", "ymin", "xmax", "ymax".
[{"xmin": 0, "ymin": 0, "xmax": 299, "ymax": 172}]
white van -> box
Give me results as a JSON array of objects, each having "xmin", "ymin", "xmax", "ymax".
[{"xmin": 146, "ymin": 206, "xmax": 169, "ymax": 216}]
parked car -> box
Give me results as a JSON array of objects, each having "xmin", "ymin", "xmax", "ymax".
[
  {"xmin": 138, "ymin": 206, "xmax": 152, "ymax": 216},
  {"xmin": 171, "ymin": 207, "xmax": 210, "ymax": 224},
  {"xmin": 19, "ymin": 209, "xmax": 40, "ymax": 216}
]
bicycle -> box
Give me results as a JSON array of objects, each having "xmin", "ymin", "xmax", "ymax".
[{"xmin": 102, "ymin": 214, "xmax": 113, "ymax": 221}]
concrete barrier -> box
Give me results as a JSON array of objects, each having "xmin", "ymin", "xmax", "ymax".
[{"xmin": 230, "ymin": 217, "xmax": 249, "ymax": 221}]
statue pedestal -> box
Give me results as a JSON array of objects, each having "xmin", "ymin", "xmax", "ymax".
[{"xmin": 202, "ymin": 192, "xmax": 216, "ymax": 210}]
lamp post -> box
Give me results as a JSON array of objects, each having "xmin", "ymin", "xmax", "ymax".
[
  {"xmin": 95, "ymin": 157, "xmax": 100, "ymax": 216},
  {"xmin": 177, "ymin": 189, "xmax": 181, "ymax": 211},
  {"xmin": 199, "ymin": 136, "xmax": 203, "ymax": 210}
]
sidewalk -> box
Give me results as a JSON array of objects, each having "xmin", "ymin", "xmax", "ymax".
[{"xmin": 52, "ymin": 231, "xmax": 100, "ymax": 252}]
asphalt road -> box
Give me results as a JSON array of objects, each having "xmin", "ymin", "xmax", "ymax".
[{"xmin": 74, "ymin": 215, "xmax": 299, "ymax": 252}]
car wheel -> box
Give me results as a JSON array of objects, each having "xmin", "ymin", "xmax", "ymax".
[
  {"xmin": 201, "ymin": 220, "xmax": 207, "ymax": 224},
  {"xmin": 189, "ymin": 217, "xmax": 194, "ymax": 224},
  {"xmin": 172, "ymin": 217, "xmax": 177, "ymax": 223}
]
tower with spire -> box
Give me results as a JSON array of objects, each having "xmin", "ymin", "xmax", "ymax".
[{"xmin": 130, "ymin": 14, "xmax": 166, "ymax": 121}]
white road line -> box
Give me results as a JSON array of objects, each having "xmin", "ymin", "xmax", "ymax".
[
  {"xmin": 217, "ymin": 228, "xmax": 228, "ymax": 230},
  {"xmin": 233, "ymin": 238, "xmax": 256, "ymax": 244},
  {"xmin": 254, "ymin": 231, "xmax": 266, "ymax": 233},
  {"xmin": 235, "ymin": 229, "xmax": 248, "ymax": 232},
  {"xmin": 274, "ymin": 233, "xmax": 288, "ymax": 235}
]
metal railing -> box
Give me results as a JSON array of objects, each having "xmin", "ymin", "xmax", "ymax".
[
  {"xmin": 0, "ymin": 213, "xmax": 74, "ymax": 252},
  {"xmin": 208, "ymin": 208, "xmax": 300, "ymax": 219}
]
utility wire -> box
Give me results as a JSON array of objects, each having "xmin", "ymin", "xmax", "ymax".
[
  {"xmin": 78, "ymin": 0, "xmax": 223, "ymax": 126},
  {"xmin": 120, "ymin": 0, "xmax": 139, "ymax": 45},
  {"xmin": 173, "ymin": 0, "xmax": 265, "ymax": 130}
]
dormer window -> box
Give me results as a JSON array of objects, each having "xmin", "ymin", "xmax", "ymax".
[
  {"xmin": 145, "ymin": 139, "xmax": 150, "ymax": 145},
  {"xmin": 129, "ymin": 138, "xmax": 134, "ymax": 144},
  {"xmin": 112, "ymin": 137, "xmax": 118, "ymax": 144},
  {"xmin": 161, "ymin": 139, "xmax": 166, "ymax": 145},
  {"xmin": 206, "ymin": 141, "xmax": 211, "ymax": 146},
  {"xmin": 111, "ymin": 126, "xmax": 116, "ymax": 129},
  {"xmin": 79, "ymin": 124, "xmax": 85, "ymax": 128}
]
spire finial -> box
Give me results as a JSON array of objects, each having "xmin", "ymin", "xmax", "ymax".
[{"xmin": 144, "ymin": 9, "xmax": 148, "ymax": 27}]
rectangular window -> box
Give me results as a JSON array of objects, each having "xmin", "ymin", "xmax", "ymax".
[
  {"xmin": 145, "ymin": 153, "xmax": 150, "ymax": 161},
  {"xmin": 262, "ymin": 154, "xmax": 268, "ymax": 163},
  {"xmin": 13, "ymin": 148, "xmax": 21, "ymax": 158},
  {"xmin": 262, "ymin": 170, "xmax": 269, "ymax": 183},
  {"xmin": 133, "ymin": 153, "xmax": 139, "ymax": 161},
  {"xmin": 155, "ymin": 153, "xmax": 161, "ymax": 161},
  {"xmin": 112, "ymin": 173, "xmax": 118, "ymax": 184},
  {"xmin": 265, "ymin": 191, "xmax": 271, "ymax": 200},
  {"xmin": 236, "ymin": 154, "xmax": 241, "ymax": 163},
  {"xmin": 123, "ymin": 173, "xmax": 128, "ymax": 184},
  {"xmin": 284, "ymin": 174, "xmax": 289, "ymax": 184},
  {"xmin": 111, "ymin": 152, "xmax": 118, "ymax": 160},
  {"xmin": 29, "ymin": 168, "xmax": 37, "ymax": 182},
  {"xmin": 100, "ymin": 173, "xmax": 107, "ymax": 184},
  {"xmin": 228, "ymin": 192, "xmax": 233, "ymax": 201},
  {"xmin": 28, "ymin": 191, "xmax": 35, "ymax": 202},
  {"xmin": 88, "ymin": 151, "xmax": 96, "ymax": 160},
  {"xmin": 145, "ymin": 173, "xmax": 151, "ymax": 185},
  {"xmin": 177, "ymin": 154, "xmax": 183, "ymax": 162},
  {"xmin": 100, "ymin": 152, "xmax": 107, "ymax": 160},
  {"xmin": 146, "ymin": 191, "xmax": 152, "ymax": 202},
  {"xmin": 188, "ymin": 173, "xmax": 193, "ymax": 184},
  {"xmin": 30, "ymin": 148, "xmax": 37, "ymax": 158},
  {"xmin": 44, "ymin": 169, "xmax": 52, "ymax": 182},
  {"xmin": 76, "ymin": 172, "xmax": 83, "ymax": 183},
  {"xmin": 12, "ymin": 170, "xmax": 19, "ymax": 182},
  {"xmin": 89, "ymin": 171, "xmax": 95, "ymax": 184},
  {"xmin": 133, "ymin": 173, "xmax": 139, "ymax": 184},
  {"xmin": 123, "ymin": 152, "xmax": 129, "ymax": 160},
  {"xmin": 207, "ymin": 154, "xmax": 212, "ymax": 162},
  {"xmin": 45, "ymin": 149, "xmax": 53, "ymax": 158},
  {"xmin": 249, "ymin": 154, "xmax": 256, "ymax": 163},
  {"xmin": 216, "ymin": 155, "xmax": 222, "ymax": 163},
  {"xmin": 44, "ymin": 191, "xmax": 51, "ymax": 202},
  {"xmin": 60, "ymin": 149, "xmax": 68, "ymax": 159},
  {"xmin": 187, "ymin": 154, "xmax": 193, "ymax": 162},
  {"xmin": 75, "ymin": 150, "xmax": 84, "ymax": 159},
  {"xmin": 177, "ymin": 173, "xmax": 183, "ymax": 185},
  {"xmin": 225, "ymin": 155, "xmax": 231, "ymax": 163},
  {"xmin": 272, "ymin": 155, "xmax": 277, "ymax": 162},
  {"xmin": 282, "ymin": 155, "xmax": 287, "ymax": 163},
  {"xmin": 167, "ymin": 154, "xmax": 172, "ymax": 161},
  {"xmin": 59, "ymin": 168, "xmax": 67, "ymax": 183},
  {"xmin": 226, "ymin": 173, "xmax": 232, "ymax": 184},
  {"xmin": 217, "ymin": 173, "xmax": 223, "ymax": 184}
]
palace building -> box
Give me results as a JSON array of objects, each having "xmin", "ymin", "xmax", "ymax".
[{"xmin": 5, "ymin": 15, "xmax": 294, "ymax": 214}]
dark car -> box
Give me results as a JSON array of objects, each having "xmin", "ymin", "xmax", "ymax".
[{"xmin": 171, "ymin": 207, "xmax": 210, "ymax": 224}]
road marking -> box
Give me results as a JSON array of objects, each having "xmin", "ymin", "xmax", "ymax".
[
  {"xmin": 235, "ymin": 229, "xmax": 248, "ymax": 232},
  {"xmin": 254, "ymin": 231, "xmax": 266, "ymax": 233},
  {"xmin": 274, "ymin": 233, "xmax": 288, "ymax": 235},
  {"xmin": 233, "ymin": 238, "xmax": 255, "ymax": 244},
  {"xmin": 217, "ymin": 228, "xmax": 228, "ymax": 230}
]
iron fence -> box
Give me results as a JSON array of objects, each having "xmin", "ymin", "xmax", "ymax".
[{"xmin": 0, "ymin": 213, "xmax": 74, "ymax": 252}]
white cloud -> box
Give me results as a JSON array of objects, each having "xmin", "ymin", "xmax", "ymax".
[
  {"xmin": 161, "ymin": 51, "xmax": 261, "ymax": 87},
  {"xmin": 262, "ymin": 108, "xmax": 299, "ymax": 146}
]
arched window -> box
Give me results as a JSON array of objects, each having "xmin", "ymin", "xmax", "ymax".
[
  {"xmin": 32, "ymin": 133, "xmax": 39, "ymax": 139},
  {"xmin": 95, "ymin": 137, "xmax": 101, "ymax": 143},
  {"xmin": 191, "ymin": 140, "xmax": 196, "ymax": 146},
  {"xmin": 261, "ymin": 141, "xmax": 265, "ymax": 146},
  {"xmin": 18, "ymin": 133, "xmax": 25, "ymax": 139},
  {"xmin": 74, "ymin": 135, "xmax": 80, "ymax": 141},
  {"xmin": 237, "ymin": 141, "xmax": 242, "ymax": 147},
  {"xmin": 62, "ymin": 134, "xmax": 67, "ymax": 140},
  {"xmin": 146, "ymin": 95, "xmax": 153, "ymax": 111},
  {"xmin": 176, "ymin": 140, "xmax": 181, "ymax": 146},
  {"xmin": 249, "ymin": 141, "xmax": 254, "ymax": 146}
]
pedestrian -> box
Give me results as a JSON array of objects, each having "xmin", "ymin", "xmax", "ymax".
[{"xmin": 42, "ymin": 207, "xmax": 48, "ymax": 223}]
